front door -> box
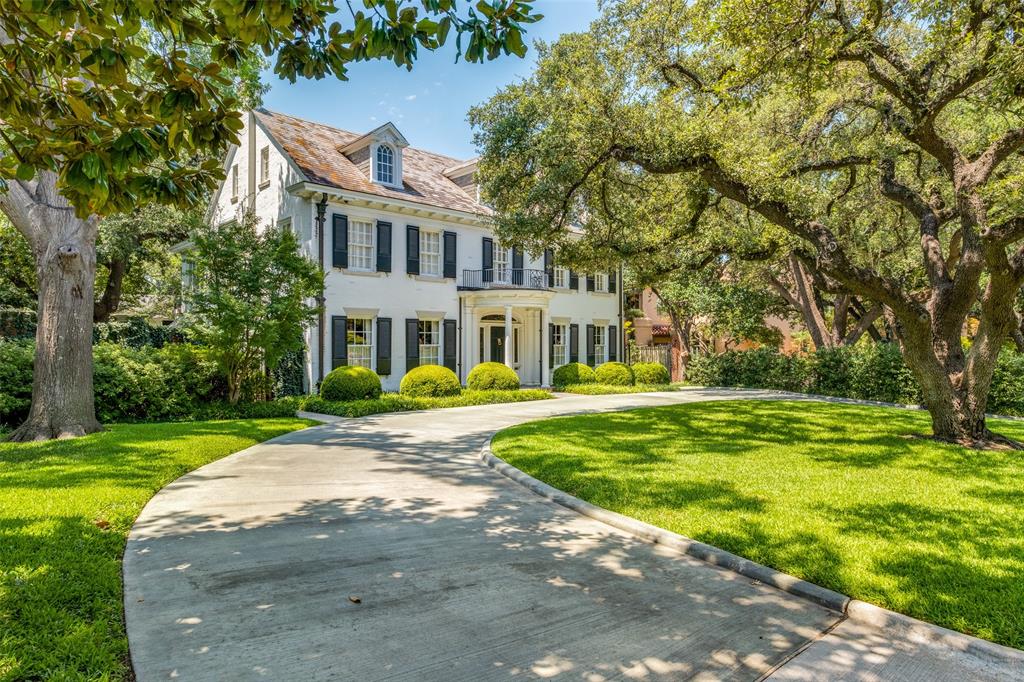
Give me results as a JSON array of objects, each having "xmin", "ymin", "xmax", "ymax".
[{"xmin": 489, "ymin": 326, "xmax": 504, "ymax": 364}]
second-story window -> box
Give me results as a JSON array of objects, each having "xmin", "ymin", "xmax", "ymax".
[
  {"xmin": 349, "ymin": 219, "xmax": 374, "ymax": 271},
  {"xmin": 554, "ymin": 266, "xmax": 568, "ymax": 288},
  {"xmin": 231, "ymin": 165, "xmax": 239, "ymax": 201},
  {"xmin": 594, "ymin": 272, "xmax": 608, "ymax": 292},
  {"xmin": 494, "ymin": 245, "xmax": 510, "ymax": 282},
  {"xmin": 420, "ymin": 230, "xmax": 441, "ymax": 276},
  {"xmin": 259, "ymin": 146, "xmax": 270, "ymax": 186},
  {"xmin": 376, "ymin": 144, "xmax": 395, "ymax": 185}
]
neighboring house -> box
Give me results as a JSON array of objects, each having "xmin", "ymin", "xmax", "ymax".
[{"xmin": 207, "ymin": 109, "xmax": 623, "ymax": 391}]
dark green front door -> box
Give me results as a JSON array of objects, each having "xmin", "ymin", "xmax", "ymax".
[{"xmin": 489, "ymin": 326, "xmax": 504, "ymax": 363}]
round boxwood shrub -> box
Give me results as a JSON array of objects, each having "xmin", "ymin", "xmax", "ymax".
[
  {"xmin": 595, "ymin": 361, "xmax": 635, "ymax": 386},
  {"xmin": 467, "ymin": 362, "xmax": 520, "ymax": 391},
  {"xmin": 632, "ymin": 362, "xmax": 670, "ymax": 385},
  {"xmin": 320, "ymin": 365, "xmax": 382, "ymax": 401},
  {"xmin": 400, "ymin": 365, "xmax": 462, "ymax": 397},
  {"xmin": 551, "ymin": 362, "xmax": 596, "ymax": 388}
]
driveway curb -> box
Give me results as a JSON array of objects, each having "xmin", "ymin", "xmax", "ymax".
[{"xmin": 480, "ymin": 434, "xmax": 1024, "ymax": 667}]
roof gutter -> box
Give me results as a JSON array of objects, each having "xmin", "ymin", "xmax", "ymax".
[{"xmin": 285, "ymin": 181, "xmax": 491, "ymax": 227}]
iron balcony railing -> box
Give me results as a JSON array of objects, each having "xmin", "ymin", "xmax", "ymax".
[{"xmin": 461, "ymin": 268, "xmax": 551, "ymax": 290}]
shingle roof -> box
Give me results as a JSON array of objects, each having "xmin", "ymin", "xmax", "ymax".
[{"xmin": 254, "ymin": 108, "xmax": 486, "ymax": 216}]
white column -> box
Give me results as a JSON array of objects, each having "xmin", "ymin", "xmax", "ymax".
[
  {"xmin": 541, "ymin": 309, "xmax": 550, "ymax": 388},
  {"xmin": 504, "ymin": 304, "xmax": 513, "ymax": 367},
  {"xmin": 464, "ymin": 305, "xmax": 475, "ymax": 381}
]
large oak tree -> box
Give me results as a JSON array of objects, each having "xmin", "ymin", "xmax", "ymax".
[
  {"xmin": 0, "ymin": 0, "xmax": 541, "ymax": 441},
  {"xmin": 471, "ymin": 0, "xmax": 1024, "ymax": 448}
]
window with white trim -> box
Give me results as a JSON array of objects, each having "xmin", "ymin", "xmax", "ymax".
[
  {"xmin": 259, "ymin": 146, "xmax": 270, "ymax": 185},
  {"xmin": 494, "ymin": 245, "xmax": 510, "ymax": 282},
  {"xmin": 594, "ymin": 325, "xmax": 607, "ymax": 363},
  {"xmin": 552, "ymin": 324, "xmax": 567, "ymax": 367},
  {"xmin": 420, "ymin": 230, "xmax": 441, "ymax": 276},
  {"xmin": 418, "ymin": 320, "xmax": 440, "ymax": 365},
  {"xmin": 231, "ymin": 165, "xmax": 238, "ymax": 201},
  {"xmin": 594, "ymin": 272, "xmax": 608, "ymax": 292},
  {"xmin": 376, "ymin": 144, "xmax": 395, "ymax": 185},
  {"xmin": 347, "ymin": 318, "xmax": 373, "ymax": 368},
  {"xmin": 554, "ymin": 266, "xmax": 568, "ymax": 288},
  {"xmin": 349, "ymin": 219, "xmax": 374, "ymax": 271}
]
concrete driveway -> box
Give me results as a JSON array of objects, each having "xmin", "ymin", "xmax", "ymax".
[{"xmin": 123, "ymin": 389, "xmax": 1020, "ymax": 680}]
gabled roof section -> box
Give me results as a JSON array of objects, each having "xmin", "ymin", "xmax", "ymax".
[
  {"xmin": 443, "ymin": 157, "xmax": 478, "ymax": 179},
  {"xmin": 253, "ymin": 108, "xmax": 487, "ymax": 216},
  {"xmin": 339, "ymin": 121, "xmax": 409, "ymax": 155}
]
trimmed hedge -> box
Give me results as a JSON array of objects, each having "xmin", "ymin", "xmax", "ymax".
[
  {"xmin": 301, "ymin": 389, "xmax": 551, "ymax": 418},
  {"xmin": 399, "ymin": 365, "xmax": 461, "ymax": 397},
  {"xmin": 552, "ymin": 362, "xmax": 596, "ymax": 388},
  {"xmin": 467, "ymin": 362, "xmax": 520, "ymax": 391},
  {"xmin": 686, "ymin": 344, "xmax": 1024, "ymax": 416},
  {"xmin": 632, "ymin": 362, "xmax": 671, "ymax": 385},
  {"xmin": 560, "ymin": 383, "xmax": 674, "ymax": 395},
  {"xmin": 594, "ymin": 361, "xmax": 635, "ymax": 386},
  {"xmin": 320, "ymin": 365, "xmax": 382, "ymax": 401}
]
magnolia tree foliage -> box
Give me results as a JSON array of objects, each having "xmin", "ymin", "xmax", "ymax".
[
  {"xmin": 471, "ymin": 0, "xmax": 1024, "ymax": 448},
  {"xmin": 0, "ymin": 0, "xmax": 542, "ymax": 441},
  {"xmin": 185, "ymin": 214, "xmax": 322, "ymax": 404}
]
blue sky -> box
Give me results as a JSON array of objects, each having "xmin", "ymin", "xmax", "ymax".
[{"xmin": 260, "ymin": 0, "xmax": 600, "ymax": 160}]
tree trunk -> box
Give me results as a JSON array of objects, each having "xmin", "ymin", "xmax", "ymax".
[{"xmin": 1, "ymin": 173, "xmax": 103, "ymax": 441}]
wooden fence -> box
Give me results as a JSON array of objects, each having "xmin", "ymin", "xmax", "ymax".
[{"xmin": 629, "ymin": 344, "xmax": 671, "ymax": 372}]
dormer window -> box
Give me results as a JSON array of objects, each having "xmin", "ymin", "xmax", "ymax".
[{"xmin": 375, "ymin": 144, "xmax": 395, "ymax": 185}]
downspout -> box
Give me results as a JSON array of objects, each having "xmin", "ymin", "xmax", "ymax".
[
  {"xmin": 315, "ymin": 193, "xmax": 328, "ymax": 384},
  {"xmin": 458, "ymin": 297, "xmax": 463, "ymax": 383},
  {"xmin": 618, "ymin": 264, "xmax": 625, "ymax": 364}
]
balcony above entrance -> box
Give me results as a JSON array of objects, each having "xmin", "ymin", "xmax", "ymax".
[{"xmin": 460, "ymin": 268, "xmax": 550, "ymax": 291}]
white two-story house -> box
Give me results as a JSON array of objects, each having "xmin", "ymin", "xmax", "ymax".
[{"xmin": 208, "ymin": 109, "xmax": 623, "ymax": 392}]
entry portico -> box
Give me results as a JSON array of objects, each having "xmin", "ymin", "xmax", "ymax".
[{"xmin": 460, "ymin": 285, "xmax": 554, "ymax": 387}]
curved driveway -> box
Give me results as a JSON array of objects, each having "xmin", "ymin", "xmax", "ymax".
[{"xmin": 124, "ymin": 389, "xmax": 1018, "ymax": 681}]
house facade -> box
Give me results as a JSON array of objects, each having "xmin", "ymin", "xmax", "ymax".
[{"xmin": 208, "ymin": 109, "xmax": 623, "ymax": 392}]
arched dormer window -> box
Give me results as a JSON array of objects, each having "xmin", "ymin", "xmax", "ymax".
[{"xmin": 375, "ymin": 144, "xmax": 395, "ymax": 185}]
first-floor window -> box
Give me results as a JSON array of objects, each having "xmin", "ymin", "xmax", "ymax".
[
  {"xmin": 419, "ymin": 320, "xmax": 440, "ymax": 365},
  {"xmin": 347, "ymin": 318, "xmax": 373, "ymax": 368},
  {"xmin": 421, "ymin": 231, "xmax": 441, "ymax": 276},
  {"xmin": 594, "ymin": 325, "xmax": 607, "ymax": 363},
  {"xmin": 552, "ymin": 324, "xmax": 567, "ymax": 367},
  {"xmin": 554, "ymin": 267, "xmax": 568, "ymax": 288},
  {"xmin": 594, "ymin": 272, "xmax": 608, "ymax": 292},
  {"xmin": 349, "ymin": 219, "xmax": 374, "ymax": 270}
]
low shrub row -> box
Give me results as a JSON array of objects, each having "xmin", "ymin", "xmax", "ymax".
[
  {"xmin": 300, "ymin": 389, "xmax": 551, "ymax": 418},
  {"xmin": 552, "ymin": 361, "xmax": 671, "ymax": 389},
  {"xmin": 686, "ymin": 345, "xmax": 1024, "ymax": 416},
  {"xmin": 558, "ymin": 384, "xmax": 677, "ymax": 395}
]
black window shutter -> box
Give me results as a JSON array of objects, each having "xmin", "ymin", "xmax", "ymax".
[
  {"xmin": 377, "ymin": 317, "xmax": 392, "ymax": 375},
  {"xmin": 443, "ymin": 319, "xmax": 457, "ymax": 372},
  {"xmin": 609, "ymin": 271, "xmax": 617, "ymax": 294},
  {"xmin": 406, "ymin": 226, "xmax": 420, "ymax": 275},
  {"xmin": 332, "ymin": 215, "xmax": 348, "ymax": 269},
  {"xmin": 609, "ymin": 325, "xmax": 618, "ymax": 362},
  {"xmin": 376, "ymin": 221, "xmax": 392, "ymax": 273},
  {"xmin": 331, "ymin": 315, "xmax": 347, "ymax": 369},
  {"xmin": 569, "ymin": 323, "xmax": 579, "ymax": 363},
  {"xmin": 586, "ymin": 274, "xmax": 595, "ymax": 292},
  {"xmin": 512, "ymin": 246, "xmax": 524, "ymax": 285},
  {"xmin": 443, "ymin": 231, "xmax": 457, "ymax": 279},
  {"xmin": 586, "ymin": 324, "xmax": 596, "ymax": 367},
  {"xmin": 482, "ymin": 237, "xmax": 493, "ymax": 282},
  {"xmin": 549, "ymin": 323, "xmax": 555, "ymax": 366},
  {"xmin": 569, "ymin": 270, "xmax": 579, "ymax": 290},
  {"xmin": 405, "ymin": 318, "xmax": 419, "ymax": 370},
  {"xmin": 543, "ymin": 249, "xmax": 554, "ymax": 286}
]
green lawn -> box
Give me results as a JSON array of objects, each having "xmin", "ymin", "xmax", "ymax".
[
  {"xmin": 491, "ymin": 400, "xmax": 1024, "ymax": 649},
  {"xmin": 0, "ymin": 418, "xmax": 313, "ymax": 681}
]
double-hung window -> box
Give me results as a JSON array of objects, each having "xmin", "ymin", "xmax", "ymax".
[
  {"xmin": 594, "ymin": 273, "xmax": 608, "ymax": 293},
  {"xmin": 594, "ymin": 325, "xmax": 607, "ymax": 363},
  {"xmin": 494, "ymin": 245, "xmax": 510, "ymax": 283},
  {"xmin": 552, "ymin": 324, "xmax": 567, "ymax": 367},
  {"xmin": 259, "ymin": 146, "xmax": 270, "ymax": 186},
  {"xmin": 376, "ymin": 144, "xmax": 395, "ymax": 185},
  {"xmin": 231, "ymin": 165, "xmax": 239, "ymax": 201},
  {"xmin": 553, "ymin": 266, "xmax": 568, "ymax": 289},
  {"xmin": 347, "ymin": 318, "xmax": 373, "ymax": 368},
  {"xmin": 420, "ymin": 230, "xmax": 441, "ymax": 276},
  {"xmin": 349, "ymin": 219, "xmax": 374, "ymax": 271},
  {"xmin": 418, "ymin": 320, "xmax": 440, "ymax": 365}
]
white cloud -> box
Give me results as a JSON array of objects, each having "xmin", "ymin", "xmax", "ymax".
[
  {"xmin": 377, "ymin": 100, "xmax": 386, "ymax": 106},
  {"xmin": 404, "ymin": 94, "xmax": 417, "ymax": 101}
]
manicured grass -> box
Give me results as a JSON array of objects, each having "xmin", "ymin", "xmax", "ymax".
[
  {"xmin": 300, "ymin": 388, "xmax": 551, "ymax": 417},
  {"xmin": 491, "ymin": 400, "xmax": 1024, "ymax": 649},
  {"xmin": 557, "ymin": 383, "xmax": 676, "ymax": 395},
  {"xmin": 0, "ymin": 418, "xmax": 313, "ymax": 681}
]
